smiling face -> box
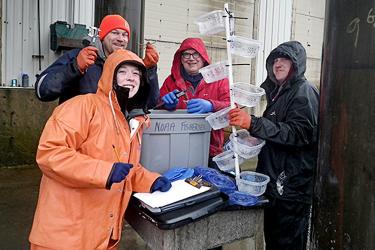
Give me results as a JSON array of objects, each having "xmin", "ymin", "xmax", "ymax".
[
  {"xmin": 102, "ymin": 29, "xmax": 129, "ymax": 57},
  {"xmin": 181, "ymin": 49, "xmax": 205, "ymax": 75},
  {"xmin": 273, "ymin": 57, "xmax": 293, "ymax": 83},
  {"xmin": 116, "ymin": 64, "xmax": 141, "ymax": 98}
]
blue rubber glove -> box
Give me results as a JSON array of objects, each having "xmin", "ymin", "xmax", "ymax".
[
  {"xmin": 187, "ymin": 98, "xmax": 213, "ymax": 114},
  {"xmin": 150, "ymin": 176, "xmax": 172, "ymax": 192},
  {"xmin": 106, "ymin": 163, "xmax": 133, "ymax": 189},
  {"xmin": 162, "ymin": 90, "xmax": 180, "ymax": 110}
]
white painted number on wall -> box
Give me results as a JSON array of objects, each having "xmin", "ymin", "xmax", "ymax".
[{"xmin": 346, "ymin": 8, "xmax": 375, "ymax": 48}]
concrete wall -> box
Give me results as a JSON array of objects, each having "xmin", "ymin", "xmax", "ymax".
[{"xmin": 0, "ymin": 88, "xmax": 57, "ymax": 167}]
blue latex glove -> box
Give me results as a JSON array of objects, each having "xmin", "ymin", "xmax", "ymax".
[
  {"xmin": 106, "ymin": 163, "xmax": 133, "ymax": 189},
  {"xmin": 162, "ymin": 90, "xmax": 179, "ymax": 110},
  {"xmin": 150, "ymin": 176, "xmax": 172, "ymax": 192},
  {"xmin": 187, "ymin": 98, "xmax": 213, "ymax": 114}
]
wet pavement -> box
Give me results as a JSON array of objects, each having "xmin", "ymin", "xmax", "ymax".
[{"xmin": 0, "ymin": 166, "xmax": 40, "ymax": 249}]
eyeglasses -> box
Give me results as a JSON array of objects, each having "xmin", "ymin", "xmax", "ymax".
[{"xmin": 181, "ymin": 52, "xmax": 201, "ymax": 59}]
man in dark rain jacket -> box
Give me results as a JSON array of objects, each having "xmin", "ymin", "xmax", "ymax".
[
  {"xmin": 35, "ymin": 14, "xmax": 160, "ymax": 107},
  {"xmin": 229, "ymin": 41, "xmax": 319, "ymax": 250}
]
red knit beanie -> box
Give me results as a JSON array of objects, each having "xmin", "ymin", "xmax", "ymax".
[{"xmin": 99, "ymin": 14, "xmax": 130, "ymax": 41}]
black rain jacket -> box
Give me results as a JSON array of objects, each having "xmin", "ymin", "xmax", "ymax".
[{"xmin": 250, "ymin": 41, "xmax": 319, "ymax": 204}]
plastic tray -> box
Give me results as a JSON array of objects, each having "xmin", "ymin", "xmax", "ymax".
[
  {"xmin": 232, "ymin": 82, "xmax": 265, "ymax": 107},
  {"xmin": 212, "ymin": 150, "xmax": 245, "ymax": 172},
  {"xmin": 205, "ymin": 106, "xmax": 231, "ymax": 130},
  {"xmin": 229, "ymin": 129, "xmax": 265, "ymax": 159},
  {"xmin": 237, "ymin": 171, "xmax": 270, "ymax": 196},
  {"xmin": 194, "ymin": 10, "xmax": 226, "ymax": 35},
  {"xmin": 199, "ymin": 60, "xmax": 228, "ymax": 83},
  {"xmin": 230, "ymin": 35, "xmax": 262, "ymax": 58}
]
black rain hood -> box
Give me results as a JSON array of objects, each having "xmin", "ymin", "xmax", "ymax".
[{"xmin": 265, "ymin": 41, "xmax": 307, "ymax": 85}]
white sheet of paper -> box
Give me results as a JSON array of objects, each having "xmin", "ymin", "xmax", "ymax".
[{"xmin": 133, "ymin": 179, "xmax": 210, "ymax": 208}]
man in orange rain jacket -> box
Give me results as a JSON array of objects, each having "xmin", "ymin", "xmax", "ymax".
[{"xmin": 29, "ymin": 49, "xmax": 171, "ymax": 249}]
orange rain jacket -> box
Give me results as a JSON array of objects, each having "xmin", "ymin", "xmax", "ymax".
[{"xmin": 29, "ymin": 49, "xmax": 160, "ymax": 249}]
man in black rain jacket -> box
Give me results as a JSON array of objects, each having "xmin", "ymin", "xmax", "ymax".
[{"xmin": 229, "ymin": 41, "xmax": 319, "ymax": 250}]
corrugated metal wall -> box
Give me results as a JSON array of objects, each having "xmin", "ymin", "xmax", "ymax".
[
  {"xmin": 254, "ymin": 0, "xmax": 325, "ymax": 88},
  {"xmin": 144, "ymin": 0, "xmax": 256, "ymax": 86},
  {"xmin": 292, "ymin": 0, "xmax": 325, "ymax": 87},
  {"xmin": 1, "ymin": 0, "xmax": 94, "ymax": 87}
]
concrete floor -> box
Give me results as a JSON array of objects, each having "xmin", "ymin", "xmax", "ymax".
[
  {"xmin": 0, "ymin": 165, "xmax": 258, "ymax": 249},
  {"xmin": 0, "ymin": 165, "xmax": 41, "ymax": 249}
]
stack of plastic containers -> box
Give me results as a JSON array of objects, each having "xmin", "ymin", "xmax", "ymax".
[{"xmin": 195, "ymin": 5, "xmax": 269, "ymax": 197}]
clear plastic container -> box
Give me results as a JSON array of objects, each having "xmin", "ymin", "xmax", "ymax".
[
  {"xmin": 229, "ymin": 129, "xmax": 265, "ymax": 159},
  {"xmin": 205, "ymin": 106, "xmax": 231, "ymax": 130},
  {"xmin": 229, "ymin": 35, "xmax": 262, "ymax": 58},
  {"xmin": 237, "ymin": 171, "xmax": 270, "ymax": 196},
  {"xmin": 194, "ymin": 10, "xmax": 225, "ymax": 35},
  {"xmin": 199, "ymin": 60, "xmax": 228, "ymax": 83},
  {"xmin": 213, "ymin": 149, "xmax": 245, "ymax": 172},
  {"xmin": 232, "ymin": 82, "xmax": 265, "ymax": 107}
]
